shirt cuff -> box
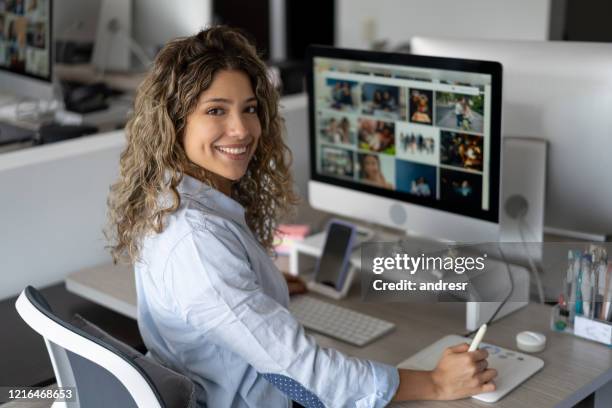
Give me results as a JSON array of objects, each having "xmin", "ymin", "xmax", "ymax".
[{"xmin": 356, "ymin": 361, "xmax": 400, "ymax": 408}]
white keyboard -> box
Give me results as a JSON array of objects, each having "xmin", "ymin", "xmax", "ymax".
[
  {"xmin": 289, "ymin": 296, "xmax": 395, "ymax": 346},
  {"xmin": 398, "ymin": 335, "xmax": 544, "ymax": 403}
]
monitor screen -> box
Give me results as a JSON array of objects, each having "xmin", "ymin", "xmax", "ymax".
[
  {"xmin": 0, "ymin": 0, "xmax": 52, "ymax": 81},
  {"xmin": 307, "ymin": 47, "xmax": 501, "ymax": 223}
]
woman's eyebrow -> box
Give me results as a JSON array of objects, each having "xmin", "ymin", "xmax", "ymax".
[
  {"xmin": 201, "ymin": 97, "xmax": 232, "ymax": 104},
  {"xmin": 200, "ymin": 96, "xmax": 258, "ymax": 104}
]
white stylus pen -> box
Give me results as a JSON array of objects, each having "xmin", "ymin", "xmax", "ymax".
[{"xmin": 468, "ymin": 324, "xmax": 487, "ymax": 352}]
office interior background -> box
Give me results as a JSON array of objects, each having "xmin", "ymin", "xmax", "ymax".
[{"xmin": 1, "ymin": 0, "xmax": 612, "ymax": 407}]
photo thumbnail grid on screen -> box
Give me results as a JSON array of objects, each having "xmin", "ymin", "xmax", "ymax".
[
  {"xmin": 0, "ymin": 0, "xmax": 51, "ymax": 79},
  {"xmin": 313, "ymin": 56, "xmax": 493, "ymax": 213}
]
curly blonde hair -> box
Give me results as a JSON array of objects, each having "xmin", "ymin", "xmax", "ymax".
[{"xmin": 107, "ymin": 26, "xmax": 297, "ymax": 264}]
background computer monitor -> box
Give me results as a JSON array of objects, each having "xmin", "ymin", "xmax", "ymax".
[
  {"xmin": 411, "ymin": 37, "xmax": 612, "ymax": 236},
  {"xmin": 92, "ymin": 0, "xmax": 210, "ymax": 72},
  {"xmin": 133, "ymin": 0, "xmax": 210, "ymax": 56},
  {"xmin": 212, "ymin": 0, "xmax": 334, "ymax": 62},
  {"xmin": 0, "ymin": 0, "xmax": 53, "ymax": 100},
  {"xmin": 306, "ymin": 46, "xmax": 502, "ymax": 243}
]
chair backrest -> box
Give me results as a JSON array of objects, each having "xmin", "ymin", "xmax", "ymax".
[{"xmin": 15, "ymin": 286, "xmax": 165, "ymax": 408}]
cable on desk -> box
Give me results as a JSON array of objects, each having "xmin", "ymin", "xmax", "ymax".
[{"xmin": 463, "ymin": 245, "xmax": 515, "ymax": 338}]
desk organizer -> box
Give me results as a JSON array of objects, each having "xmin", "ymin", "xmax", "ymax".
[
  {"xmin": 551, "ymin": 304, "xmax": 612, "ymax": 346},
  {"xmin": 552, "ymin": 245, "xmax": 612, "ymax": 346}
]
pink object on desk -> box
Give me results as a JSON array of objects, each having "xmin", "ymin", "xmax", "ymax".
[{"xmin": 274, "ymin": 224, "xmax": 310, "ymax": 255}]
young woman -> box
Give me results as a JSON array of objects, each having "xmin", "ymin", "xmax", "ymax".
[
  {"xmin": 360, "ymin": 154, "xmax": 392, "ymax": 189},
  {"xmin": 107, "ymin": 26, "xmax": 496, "ymax": 408}
]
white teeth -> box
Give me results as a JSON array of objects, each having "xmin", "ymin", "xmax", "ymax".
[{"xmin": 216, "ymin": 146, "xmax": 248, "ymax": 155}]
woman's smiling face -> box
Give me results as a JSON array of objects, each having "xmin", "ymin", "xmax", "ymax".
[{"xmin": 183, "ymin": 69, "xmax": 261, "ymax": 189}]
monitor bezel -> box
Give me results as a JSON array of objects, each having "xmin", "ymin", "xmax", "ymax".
[
  {"xmin": 305, "ymin": 45, "xmax": 502, "ymax": 223},
  {"xmin": 0, "ymin": 0, "xmax": 53, "ymax": 83}
]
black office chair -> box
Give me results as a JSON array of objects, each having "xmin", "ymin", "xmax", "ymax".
[{"xmin": 15, "ymin": 286, "xmax": 196, "ymax": 408}]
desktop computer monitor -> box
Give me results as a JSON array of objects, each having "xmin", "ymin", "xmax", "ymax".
[
  {"xmin": 0, "ymin": 0, "xmax": 53, "ymax": 100},
  {"xmin": 305, "ymin": 46, "xmax": 502, "ymax": 243},
  {"xmin": 410, "ymin": 37, "xmax": 612, "ymax": 237},
  {"xmin": 92, "ymin": 0, "xmax": 210, "ymax": 72}
]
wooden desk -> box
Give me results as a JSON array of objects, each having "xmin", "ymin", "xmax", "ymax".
[{"xmin": 66, "ymin": 263, "xmax": 612, "ymax": 408}]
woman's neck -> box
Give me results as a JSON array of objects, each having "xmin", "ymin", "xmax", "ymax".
[{"xmin": 211, "ymin": 174, "xmax": 232, "ymax": 196}]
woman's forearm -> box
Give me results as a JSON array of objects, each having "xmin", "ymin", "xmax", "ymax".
[{"xmin": 392, "ymin": 369, "xmax": 439, "ymax": 401}]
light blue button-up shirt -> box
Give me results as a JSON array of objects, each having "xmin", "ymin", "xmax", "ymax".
[{"xmin": 135, "ymin": 174, "xmax": 400, "ymax": 407}]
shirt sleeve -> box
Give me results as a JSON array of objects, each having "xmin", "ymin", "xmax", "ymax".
[{"xmin": 164, "ymin": 223, "xmax": 399, "ymax": 408}]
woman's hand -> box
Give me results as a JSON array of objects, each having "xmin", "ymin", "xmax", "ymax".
[
  {"xmin": 283, "ymin": 272, "xmax": 308, "ymax": 295},
  {"xmin": 431, "ymin": 343, "xmax": 497, "ymax": 400},
  {"xmin": 392, "ymin": 343, "xmax": 496, "ymax": 401}
]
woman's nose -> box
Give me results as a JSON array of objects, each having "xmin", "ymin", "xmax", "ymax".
[{"xmin": 228, "ymin": 112, "xmax": 249, "ymax": 139}]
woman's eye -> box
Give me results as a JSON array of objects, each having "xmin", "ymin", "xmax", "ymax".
[
  {"xmin": 207, "ymin": 108, "xmax": 225, "ymax": 116},
  {"xmin": 245, "ymin": 106, "xmax": 258, "ymax": 114}
]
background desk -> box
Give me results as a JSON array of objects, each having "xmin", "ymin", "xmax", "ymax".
[{"xmin": 65, "ymin": 263, "xmax": 612, "ymax": 408}]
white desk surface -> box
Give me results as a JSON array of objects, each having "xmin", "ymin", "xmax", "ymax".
[
  {"xmin": 66, "ymin": 262, "xmax": 612, "ymax": 408},
  {"xmin": 54, "ymin": 64, "xmax": 146, "ymax": 93}
]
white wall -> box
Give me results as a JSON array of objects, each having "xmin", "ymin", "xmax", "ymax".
[
  {"xmin": 54, "ymin": 0, "xmax": 102, "ymax": 42},
  {"xmin": 0, "ymin": 132, "xmax": 124, "ymax": 301},
  {"xmin": 336, "ymin": 0, "xmax": 552, "ymax": 49}
]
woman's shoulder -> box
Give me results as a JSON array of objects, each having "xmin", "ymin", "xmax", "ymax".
[
  {"xmin": 140, "ymin": 188, "xmax": 251, "ymax": 264},
  {"xmin": 140, "ymin": 203, "xmax": 245, "ymax": 274},
  {"xmin": 163, "ymin": 197, "xmax": 242, "ymax": 242}
]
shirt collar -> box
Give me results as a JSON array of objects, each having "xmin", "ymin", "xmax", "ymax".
[{"xmin": 177, "ymin": 173, "xmax": 247, "ymax": 228}]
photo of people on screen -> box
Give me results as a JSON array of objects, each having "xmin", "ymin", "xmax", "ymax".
[
  {"xmin": 6, "ymin": 0, "xmax": 25, "ymax": 15},
  {"xmin": 26, "ymin": 21, "xmax": 44, "ymax": 48},
  {"xmin": 396, "ymin": 123, "xmax": 439, "ymax": 165},
  {"xmin": 396, "ymin": 161, "xmax": 436, "ymax": 198},
  {"xmin": 409, "ymin": 89, "xmax": 433, "ymax": 125},
  {"xmin": 436, "ymin": 92, "xmax": 484, "ymax": 133},
  {"xmin": 325, "ymin": 78, "xmax": 358, "ymax": 111},
  {"xmin": 357, "ymin": 153, "xmax": 393, "ymax": 189},
  {"xmin": 2, "ymin": 0, "xmax": 46, "ymax": 17},
  {"xmin": 440, "ymin": 131, "xmax": 483, "ymax": 172},
  {"xmin": 7, "ymin": 42, "xmax": 24, "ymax": 71},
  {"xmin": 399, "ymin": 132, "xmax": 434, "ymax": 155},
  {"xmin": 320, "ymin": 146, "xmax": 354, "ymax": 178},
  {"xmin": 440, "ymin": 169, "xmax": 482, "ymax": 208},
  {"xmin": 25, "ymin": 0, "xmax": 46, "ymax": 19},
  {"xmin": 7, "ymin": 17, "xmax": 26, "ymax": 44},
  {"xmin": 25, "ymin": 44, "xmax": 47, "ymax": 74},
  {"xmin": 358, "ymin": 119, "xmax": 395, "ymax": 154},
  {"xmin": 319, "ymin": 114, "xmax": 355, "ymax": 146},
  {"xmin": 361, "ymin": 83, "xmax": 404, "ymax": 120}
]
